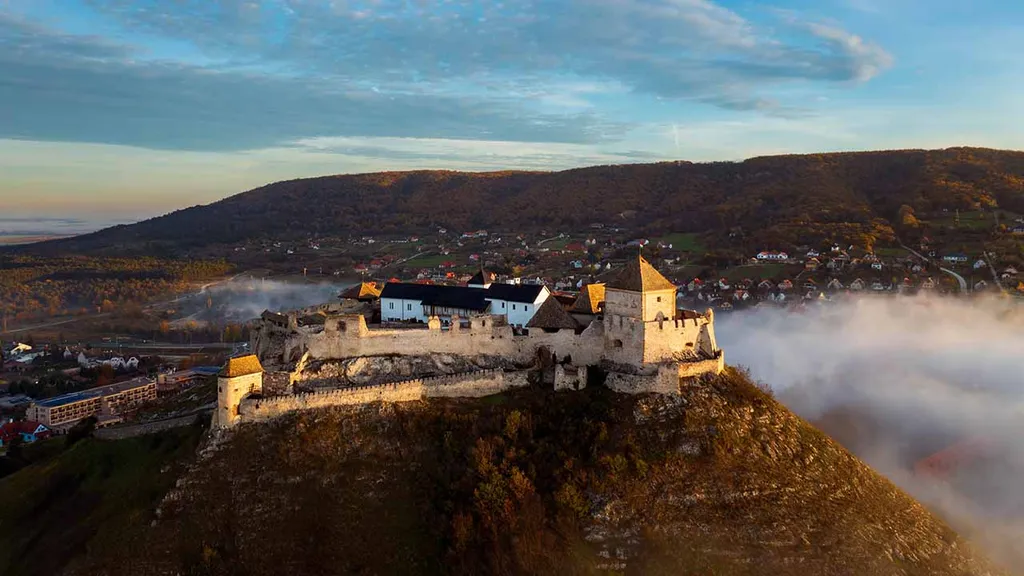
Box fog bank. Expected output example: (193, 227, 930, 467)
(716, 295, 1024, 568)
(200, 279, 348, 322)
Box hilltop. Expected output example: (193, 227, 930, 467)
(35, 369, 1004, 576)
(13, 147, 1024, 258)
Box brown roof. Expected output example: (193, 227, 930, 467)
(572, 283, 606, 314)
(607, 255, 676, 292)
(341, 282, 381, 300)
(526, 297, 579, 330)
(220, 355, 264, 378)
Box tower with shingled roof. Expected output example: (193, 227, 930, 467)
(602, 255, 685, 365)
(215, 354, 264, 428)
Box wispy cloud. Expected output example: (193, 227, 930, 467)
(1, 1, 892, 151)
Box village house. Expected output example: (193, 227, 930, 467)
(943, 253, 969, 264)
(849, 278, 866, 291)
(756, 251, 789, 261)
(0, 420, 51, 447)
(380, 268, 550, 328)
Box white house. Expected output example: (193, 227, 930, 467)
(486, 284, 551, 327)
(756, 251, 789, 261)
(380, 280, 549, 327)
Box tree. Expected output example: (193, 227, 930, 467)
(65, 416, 97, 447)
(899, 205, 920, 228)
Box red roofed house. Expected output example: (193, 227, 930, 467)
(0, 420, 51, 447)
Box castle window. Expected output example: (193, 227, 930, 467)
(407, 304, 412, 311)
(656, 296, 662, 302)
(513, 304, 517, 310)
(613, 339, 623, 348)
(501, 302, 506, 309)
(389, 302, 394, 309)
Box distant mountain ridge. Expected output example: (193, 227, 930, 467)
(16, 147, 1024, 256)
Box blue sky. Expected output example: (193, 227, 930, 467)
(2, 0, 1023, 226)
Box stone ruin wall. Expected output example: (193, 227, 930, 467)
(642, 315, 715, 364)
(236, 369, 531, 424)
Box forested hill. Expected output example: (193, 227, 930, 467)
(19, 147, 1024, 256)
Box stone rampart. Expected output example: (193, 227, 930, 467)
(605, 354, 724, 394)
(237, 369, 526, 424)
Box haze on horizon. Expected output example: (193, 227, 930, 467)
(2, 0, 1024, 227)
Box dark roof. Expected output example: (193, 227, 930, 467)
(468, 268, 495, 286)
(485, 283, 545, 303)
(381, 283, 489, 312)
(380, 282, 439, 301)
(607, 255, 676, 292)
(526, 297, 579, 330)
(421, 286, 489, 311)
(261, 310, 288, 324)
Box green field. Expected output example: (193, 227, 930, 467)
(403, 252, 453, 268)
(657, 233, 704, 252)
(0, 425, 204, 576)
(722, 263, 791, 281)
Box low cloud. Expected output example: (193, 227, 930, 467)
(201, 279, 347, 323)
(717, 296, 1024, 569)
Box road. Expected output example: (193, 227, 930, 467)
(983, 251, 1008, 294)
(899, 242, 968, 293)
(2, 313, 112, 334)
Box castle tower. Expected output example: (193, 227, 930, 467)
(603, 255, 677, 322)
(602, 255, 680, 366)
(214, 354, 264, 429)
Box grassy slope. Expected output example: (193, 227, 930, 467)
(0, 425, 204, 576)
(77, 369, 1003, 576)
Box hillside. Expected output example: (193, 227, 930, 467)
(16, 147, 1024, 257)
(53, 369, 1004, 576)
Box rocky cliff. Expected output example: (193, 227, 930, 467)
(67, 367, 1005, 576)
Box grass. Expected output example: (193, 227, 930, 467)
(657, 232, 704, 252)
(405, 253, 455, 268)
(0, 424, 204, 576)
(723, 263, 791, 281)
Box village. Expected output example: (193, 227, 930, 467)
(3, 206, 1024, 453)
(225, 215, 1024, 315)
(0, 340, 224, 453)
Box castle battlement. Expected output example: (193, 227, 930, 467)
(222, 256, 724, 429)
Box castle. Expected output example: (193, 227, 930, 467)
(215, 256, 724, 429)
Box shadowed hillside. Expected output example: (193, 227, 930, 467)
(16, 147, 1024, 257)
(68, 369, 1005, 576)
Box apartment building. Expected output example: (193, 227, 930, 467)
(27, 377, 157, 430)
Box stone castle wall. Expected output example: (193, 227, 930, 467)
(642, 315, 708, 363)
(236, 369, 529, 424)
(604, 355, 725, 394)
